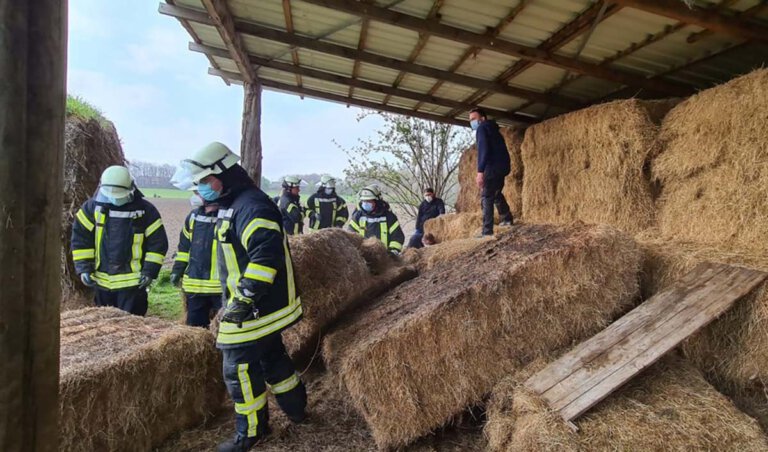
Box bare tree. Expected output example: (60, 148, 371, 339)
(341, 112, 470, 219)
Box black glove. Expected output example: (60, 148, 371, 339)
(138, 273, 154, 289)
(221, 289, 259, 327)
(169, 272, 182, 288)
(80, 272, 97, 288)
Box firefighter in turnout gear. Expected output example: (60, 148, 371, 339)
(71, 165, 169, 315)
(170, 191, 222, 328)
(346, 185, 405, 255)
(276, 176, 304, 235)
(175, 142, 307, 452)
(305, 175, 348, 230)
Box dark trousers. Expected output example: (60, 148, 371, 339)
(94, 287, 148, 316)
(222, 334, 307, 439)
(482, 175, 513, 235)
(185, 293, 223, 328)
(408, 231, 424, 249)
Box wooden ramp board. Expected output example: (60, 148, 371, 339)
(525, 262, 767, 424)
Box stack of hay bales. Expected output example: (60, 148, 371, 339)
(62, 115, 125, 308)
(283, 229, 416, 358)
(60, 307, 223, 451)
(423, 212, 483, 241)
(455, 127, 525, 217)
(521, 99, 678, 234)
(403, 236, 493, 272)
(323, 223, 641, 449)
(485, 355, 768, 451)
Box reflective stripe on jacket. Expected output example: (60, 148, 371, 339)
(306, 190, 348, 230)
(172, 208, 222, 294)
(346, 202, 404, 252)
(276, 192, 303, 235)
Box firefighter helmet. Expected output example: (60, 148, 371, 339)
(99, 166, 134, 199)
(174, 142, 240, 189)
(282, 175, 302, 189)
(358, 184, 382, 201)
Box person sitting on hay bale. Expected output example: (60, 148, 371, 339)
(176, 142, 308, 452)
(71, 165, 168, 316)
(275, 175, 304, 235)
(167, 187, 222, 329)
(346, 184, 405, 256)
(305, 175, 349, 230)
(407, 187, 446, 249)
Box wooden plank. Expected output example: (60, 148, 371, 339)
(687, 1, 768, 43)
(201, 0, 256, 83)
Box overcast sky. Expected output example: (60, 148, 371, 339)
(67, 0, 385, 181)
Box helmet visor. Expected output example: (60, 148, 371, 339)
(171, 165, 198, 190)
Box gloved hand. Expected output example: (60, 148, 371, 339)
(80, 272, 97, 288)
(169, 272, 182, 288)
(221, 289, 259, 327)
(138, 273, 154, 289)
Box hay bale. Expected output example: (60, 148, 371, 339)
(359, 237, 393, 275)
(652, 69, 768, 254)
(485, 356, 768, 451)
(323, 223, 641, 449)
(403, 237, 492, 272)
(60, 307, 223, 452)
(424, 212, 482, 241)
(521, 99, 678, 234)
(62, 116, 125, 308)
(636, 232, 768, 430)
(455, 127, 524, 217)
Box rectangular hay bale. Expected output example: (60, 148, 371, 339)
(323, 223, 641, 449)
(60, 307, 223, 451)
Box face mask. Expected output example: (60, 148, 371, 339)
(197, 182, 221, 201)
(425, 195, 434, 203)
(324, 188, 334, 195)
(108, 196, 131, 207)
(470, 119, 480, 131)
(189, 193, 204, 208)
(361, 201, 375, 212)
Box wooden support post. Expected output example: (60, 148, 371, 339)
(0, 1, 66, 450)
(241, 82, 263, 186)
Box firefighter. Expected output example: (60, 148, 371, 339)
(71, 165, 168, 316)
(346, 185, 404, 255)
(175, 142, 307, 452)
(305, 175, 349, 230)
(169, 190, 222, 328)
(276, 176, 304, 235)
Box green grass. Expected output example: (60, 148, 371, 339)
(141, 187, 191, 199)
(66, 95, 108, 124)
(147, 270, 185, 321)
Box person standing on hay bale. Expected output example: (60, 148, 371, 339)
(71, 165, 168, 315)
(346, 184, 405, 256)
(168, 189, 222, 328)
(175, 142, 307, 452)
(407, 187, 445, 248)
(469, 107, 513, 237)
(275, 175, 305, 235)
(305, 175, 349, 230)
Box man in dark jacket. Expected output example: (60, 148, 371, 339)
(407, 187, 445, 248)
(71, 165, 168, 316)
(305, 175, 349, 230)
(176, 142, 307, 452)
(470, 107, 513, 236)
(346, 185, 405, 255)
(276, 176, 304, 235)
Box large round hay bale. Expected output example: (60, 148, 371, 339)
(521, 99, 678, 234)
(653, 69, 768, 255)
(62, 115, 125, 308)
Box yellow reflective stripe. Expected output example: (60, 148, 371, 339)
(390, 241, 403, 251)
(236, 364, 260, 437)
(348, 220, 363, 234)
(175, 251, 190, 263)
(388, 221, 400, 234)
(268, 373, 300, 395)
(145, 218, 163, 237)
(241, 218, 281, 248)
(76, 209, 95, 231)
(130, 234, 144, 273)
(287, 203, 297, 212)
(380, 222, 388, 247)
(293, 223, 299, 235)
(221, 243, 240, 299)
(144, 252, 164, 265)
(244, 263, 277, 284)
(92, 272, 141, 290)
(217, 303, 303, 345)
(210, 238, 219, 280)
(94, 209, 106, 269)
(182, 277, 223, 294)
(219, 273, 300, 336)
(234, 392, 267, 414)
(283, 235, 297, 303)
(72, 248, 95, 261)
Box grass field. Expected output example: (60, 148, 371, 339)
(147, 269, 184, 321)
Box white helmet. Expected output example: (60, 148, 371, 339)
(99, 166, 134, 199)
(173, 142, 240, 189)
(358, 184, 382, 201)
(318, 175, 336, 188)
(282, 175, 302, 189)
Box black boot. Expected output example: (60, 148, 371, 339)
(217, 434, 263, 452)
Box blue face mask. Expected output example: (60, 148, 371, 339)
(107, 196, 131, 207)
(361, 201, 375, 212)
(324, 188, 334, 195)
(197, 182, 221, 201)
(470, 119, 480, 131)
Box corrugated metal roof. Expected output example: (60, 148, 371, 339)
(163, 0, 768, 126)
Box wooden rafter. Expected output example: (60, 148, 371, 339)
(282, 0, 303, 89)
(349, 14, 371, 99)
(687, 1, 768, 44)
(300, 0, 690, 95)
(612, 0, 768, 43)
(201, 0, 256, 84)
(158, 3, 582, 108)
(192, 42, 535, 123)
(209, 68, 472, 127)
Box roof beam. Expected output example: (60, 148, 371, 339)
(282, 0, 303, 89)
(300, 0, 691, 95)
(157, 3, 582, 108)
(612, 0, 768, 43)
(209, 68, 472, 127)
(191, 42, 535, 123)
(687, 1, 768, 44)
(201, 0, 256, 84)
(349, 13, 371, 99)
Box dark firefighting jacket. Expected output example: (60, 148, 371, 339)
(215, 185, 302, 349)
(276, 192, 304, 235)
(305, 189, 348, 230)
(71, 192, 168, 290)
(172, 207, 222, 295)
(346, 201, 404, 253)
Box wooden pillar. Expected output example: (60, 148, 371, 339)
(0, 1, 66, 450)
(240, 81, 263, 187)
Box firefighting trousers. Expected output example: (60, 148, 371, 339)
(222, 333, 307, 439)
(185, 293, 223, 328)
(94, 287, 148, 316)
